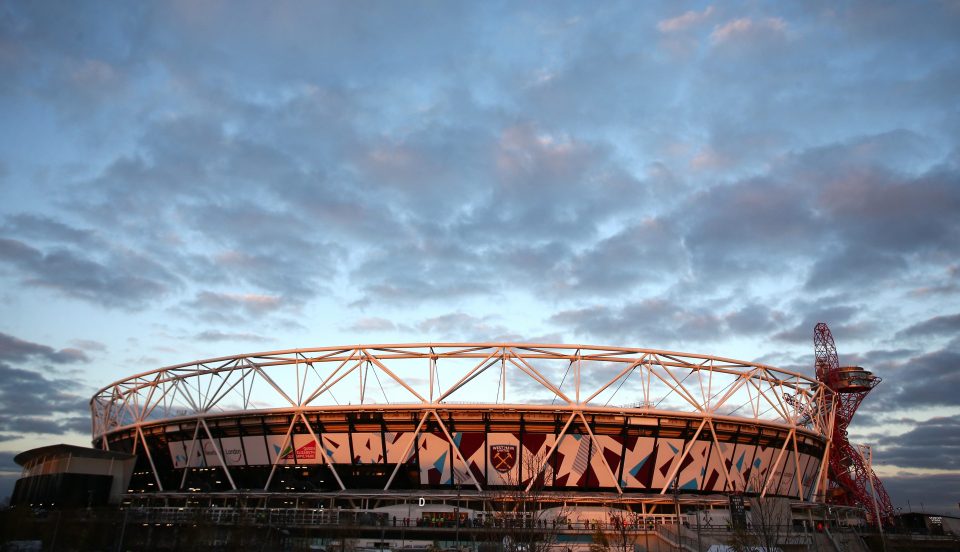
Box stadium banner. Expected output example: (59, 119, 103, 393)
(242, 435, 269, 465)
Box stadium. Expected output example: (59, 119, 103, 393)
(89, 343, 831, 516)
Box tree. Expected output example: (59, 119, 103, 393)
(606, 508, 644, 552)
(590, 523, 611, 552)
(727, 474, 791, 552)
(485, 450, 569, 552)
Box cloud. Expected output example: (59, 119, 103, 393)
(875, 416, 960, 471)
(0, 332, 89, 364)
(0, 360, 90, 436)
(657, 6, 715, 33)
(345, 317, 398, 333)
(415, 313, 514, 342)
(0, 237, 179, 310)
(896, 313, 960, 339)
(70, 339, 107, 352)
(875, 345, 960, 409)
(881, 472, 960, 515)
(194, 330, 272, 343)
(0, 332, 91, 437)
(710, 17, 787, 45)
(1, 214, 97, 245)
(548, 298, 784, 347)
(771, 304, 860, 344)
(556, 219, 687, 293)
(184, 291, 285, 320)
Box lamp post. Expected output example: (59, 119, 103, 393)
(672, 475, 681, 552)
(696, 507, 701, 552)
(455, 482, 462, 551)
(856, 444, 886, 552)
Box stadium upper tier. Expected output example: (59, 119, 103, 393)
(90, 343, 830, 501)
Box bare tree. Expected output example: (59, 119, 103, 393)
(727, 474, 791, 552)
(605, 507, 644, 552)
(485, 450, 569, 552)
(590, 523, 611, 552)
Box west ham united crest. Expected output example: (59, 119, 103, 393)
(491, 444, 516, 473)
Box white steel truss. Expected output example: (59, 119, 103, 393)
(90, 343, 831, 498)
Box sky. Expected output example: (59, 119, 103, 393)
(1, 1, 958, 513)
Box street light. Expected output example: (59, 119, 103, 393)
(672, 474, 681, 552)
(856, 444, 886, 552)
(455, 482, 462, 551)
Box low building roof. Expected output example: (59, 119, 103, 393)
(14, 443, 135, 466)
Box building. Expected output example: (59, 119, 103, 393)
(85, 343, 830, 520)
(11, 444, 134, 507)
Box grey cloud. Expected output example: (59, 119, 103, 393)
(0, 451, 14, 466)
(549, 298, 782, 347)
(0, 332, 89, 364)
(881, 472, 960, 515)
(804, 245, 909, 293)
(344, 318, 397, 333)
(681, 176, 817, 277)
(815, 166, 960, 258)
(70, 339, 107, 352)
(2, 214, 96, 245)
(771, 304, 860, 344)
(725, 303, 787, 335)
(0, 237, 178, 310)
(0, 362, 89, 421)
(349, 237, 497, 307)
(57, 416, 93, 435)
(194, 330, 272, 343)
(2, 417, 68, 435)
(415, 313, 512, 342)
(875, 416, 960, 471)
(876, 345, 960, 409)
(896, 313, 960, 339)
(0, 334, 93, 431)
(18, 9, 954, 313)
(184, 291, 285, 320)
(559, 219, 687, 293)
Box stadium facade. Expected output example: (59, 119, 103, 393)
(88, 343, 832, 510)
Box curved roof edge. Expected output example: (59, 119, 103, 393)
(14, 443, 134, 466)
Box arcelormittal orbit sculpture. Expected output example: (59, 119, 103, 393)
(814, 322, 894, 522)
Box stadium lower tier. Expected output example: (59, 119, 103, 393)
(99, 407, 825, 499)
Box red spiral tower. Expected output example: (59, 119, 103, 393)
(814, 322, 894, 522)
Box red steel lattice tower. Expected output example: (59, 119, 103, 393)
(814, 322, 895, 522)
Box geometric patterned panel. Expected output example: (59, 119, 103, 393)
(651, 438, 685, 490)
(591, 435, 623, 488)
(746, 445, 776, 492)
(351, 432, 384, 464)
(620, 435, 657, 489)
(320, 433, 351, 464)
(552, 433, 592, 487)
(452, 431, 486, 487)
(676, 439, 711, 491)
(384, 431, 416, 464)
(417, 431, 452, 485)
(774, 449, 797, 497)
(705, 440, 736, 492)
